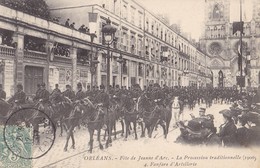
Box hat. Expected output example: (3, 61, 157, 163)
(199, 107, 206, 113)
(17, 83, 23, 89)
(66, 84, 70, 88)
(115, 84, 120, 88)
(100, 84, 105, 89)
(206, 114, 214, 120)
(77, 82, 82, 88)
(219, 109, 233, 118)
(41, 83, 46, 87)
(153, 83, 160, 88)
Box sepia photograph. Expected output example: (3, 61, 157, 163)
(0, 0, 259, 167)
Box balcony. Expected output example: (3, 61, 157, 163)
(101, 63, 107, 72)
(24, 50, 47, 60)
(0, 45, 15, 57)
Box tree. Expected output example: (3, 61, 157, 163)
(4, 0, 50, 19)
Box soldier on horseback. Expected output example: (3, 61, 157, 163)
(8, 84, 26, 109)
(95, 84, 109, 113)
(75, 82, 86, 102)
(62, 84, 75, 101)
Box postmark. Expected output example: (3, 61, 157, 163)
(3, 107, 56, 160)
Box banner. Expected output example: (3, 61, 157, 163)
(89, 13, 98, 23)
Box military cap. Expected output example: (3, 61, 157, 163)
(100, 84, 105, 89)
(77, 82, 82, 87)
(199, 107, 206, 112)
(17, 83, 23, 89)
(41, 83, 46, 87)
(115, 84, 119, 88)
(153, 83, 160, 87)
(66, 84, 70, 88)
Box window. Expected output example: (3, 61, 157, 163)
(123, 4, 128, 20)
(131, 7, 135, 25)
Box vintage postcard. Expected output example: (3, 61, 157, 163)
(0, 0, 259, 167)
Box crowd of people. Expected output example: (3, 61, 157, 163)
(65, 19, 90, 34)
(24, 38, 46, 52)
(0, 82, 259, 148)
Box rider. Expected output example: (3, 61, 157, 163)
(38, 83, 50, 105)
(62, 84, 75, 101)
(0, 84, 6, 100)
(8, 84, 26, 108)
(94, 84, 109, 114)
(152, 83, 165, 108)
(33, 83, 41, 102)
(75, 82, 85, 102)
(50, 84, 61, 96)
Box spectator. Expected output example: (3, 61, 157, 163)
(79, 24, 85, 32)
(65, 19, 70, 27)
(70, 22, 75, 29)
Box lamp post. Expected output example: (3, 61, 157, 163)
(101, 18, 117, 92)
(117, 52, 124, 88)
(246, 52, 251, 87)
(89, 33, 98, 90)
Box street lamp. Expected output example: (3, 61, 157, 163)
(117, 52, 124, 88)
(89, 33, 99, 90)
(101, 18, 117, 92)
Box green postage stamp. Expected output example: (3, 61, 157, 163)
(0, 125, 32, 168)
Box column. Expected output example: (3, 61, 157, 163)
(71, 47, 77, 91)
(13, 31, 24, 89)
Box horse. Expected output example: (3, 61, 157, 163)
(79, 98, 105, 153)
(138, 94, 172, 139)
(103, 96, 122, 141)
(0, 99, 12, 124)
(62, 100, 80, 152)
(120, 94, 140, 141)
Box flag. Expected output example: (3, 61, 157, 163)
(89, 13, 98, 23)
(233, 21, 244, 34)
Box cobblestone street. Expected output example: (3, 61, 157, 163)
(32, 103, 255, 168)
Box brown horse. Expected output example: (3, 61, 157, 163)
(0, 99, 12, 124)
(79, 98, 105, 153)
(120, 95, 140, 141)
(138, 94, 172, 139)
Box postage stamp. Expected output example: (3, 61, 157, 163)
(0, 125, 32, 168)
(1, 107, 56, 165)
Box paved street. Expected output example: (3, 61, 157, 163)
(31, 103, 249, 168)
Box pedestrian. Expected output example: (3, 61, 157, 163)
(51, 84, 61, 96)
(0, 84, 6, 100)
(235, 115, 250, 147)
(171, 96, 180, 126)
(202, 120, 221, 146)
(218, 109, 237, 147)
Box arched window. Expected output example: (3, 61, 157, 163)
(213, 4, 220, 19)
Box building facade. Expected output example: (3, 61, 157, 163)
(0, 0, 211, 98)
(200, 0, 260, 88)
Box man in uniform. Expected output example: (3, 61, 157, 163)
(190, 107, 207, 119)
(8, 84, 26, 107)
(38, 83, 50, 105)
(33, 83, 41, 102)
(50, 84, 61, 96)
(0, 84, 6, 100)
(152, 83, 165, 108)
(62, 84, 75, 101)
(75, 82, 85, 102)
(94, 85, 109, 113)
